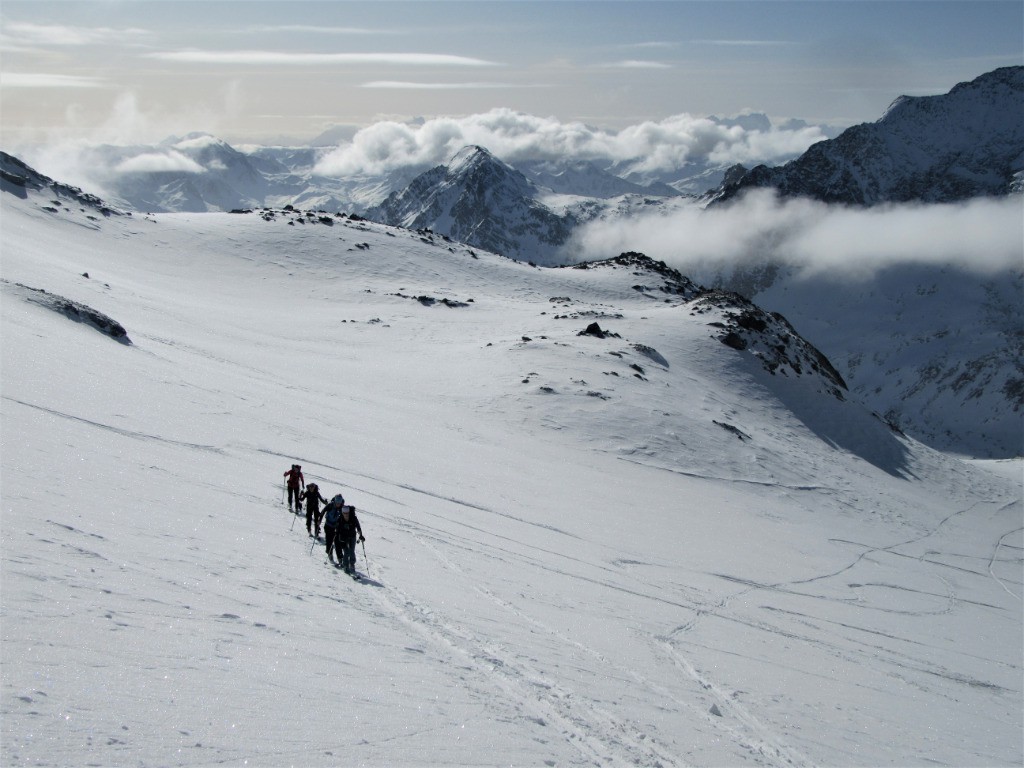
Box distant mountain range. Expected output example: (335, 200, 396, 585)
(21, 110, 831, 220)
(2, 67, 1021, 457)
(368, 68, 1023, 258)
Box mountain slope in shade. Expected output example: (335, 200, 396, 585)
(710, 66, 1024, 206)
(752, 262, 1024, 458)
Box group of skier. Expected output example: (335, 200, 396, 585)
(283, 464, 365, 576)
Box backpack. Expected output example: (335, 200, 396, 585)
(324, 496, 345, 526)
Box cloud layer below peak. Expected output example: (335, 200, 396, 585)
(313, 108, 829, 177)
(564, 190, 1024, 281)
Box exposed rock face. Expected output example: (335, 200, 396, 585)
(691, 290, 849, 401)
(1, 151, 125, 217)
(2, 281, 131, 344)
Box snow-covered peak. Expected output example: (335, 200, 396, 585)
(366, 144, 571, 261)
(447, 144, 496, 173)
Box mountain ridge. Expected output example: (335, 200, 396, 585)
(709, 66, 1024, 206)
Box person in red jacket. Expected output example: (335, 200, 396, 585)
(283, 464, 304, 513)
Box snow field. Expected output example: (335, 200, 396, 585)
(2, 200, 1021, 766)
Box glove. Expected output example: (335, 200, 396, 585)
(360, 536, 366, 542)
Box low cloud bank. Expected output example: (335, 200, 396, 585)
(563, 190, 1024, 281)
(313, 108, 828, 177)
(115, 151, 204, 174)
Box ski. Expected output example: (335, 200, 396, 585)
(326, 561, 362, 580)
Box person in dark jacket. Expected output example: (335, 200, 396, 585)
(322, 494, 346, 563)
(283, 464, 305, 513)
(335, 506, 365, 575)
(300, 482, 329, 538)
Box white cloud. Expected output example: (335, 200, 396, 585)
(1, 73, 106, 89)
(3, 22, 149, 46)
(115, 151, 205, 174)
(314, 108, 829, 177)
(172, 135, 227, 151)
(6, 88, 245, 195)
(242, 25, 395, 35)
(145, 50, 500, 67)
(360, 81, 531, 90)
(562, 190, 1024, 280)
(691, 39, 798, 47)
(603, 60, 672, 69)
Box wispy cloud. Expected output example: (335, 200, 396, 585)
(691, 39, 799, 47)
(628, 41, 678, 50)
(145, 50, 500, 66)
(603, 60, 672, 70)
(241, 25, 403, 35)
(360, 81, 537, 90)
(3, 21, 149, 46)
(0, 72, 107, 89)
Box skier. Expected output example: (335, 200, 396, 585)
(322, 494, 346, 564)
(335, 505, 365, 576)
(283, 464, 305, 513)
(300, 482, 329, 537)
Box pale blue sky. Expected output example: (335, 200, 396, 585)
(1, 0, 1021, 145)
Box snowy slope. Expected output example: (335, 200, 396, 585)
(1, 178, 1022, 767)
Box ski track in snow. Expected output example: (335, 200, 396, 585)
(306, 474, 810, 768)
(254, 438, 1023, 766)
(357, 524, 717, 768)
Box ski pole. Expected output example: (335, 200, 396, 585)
(361, 539, 369, 576)
(290, 509, 297, 531)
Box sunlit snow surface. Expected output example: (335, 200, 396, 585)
(2, 197, 1021, 767)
